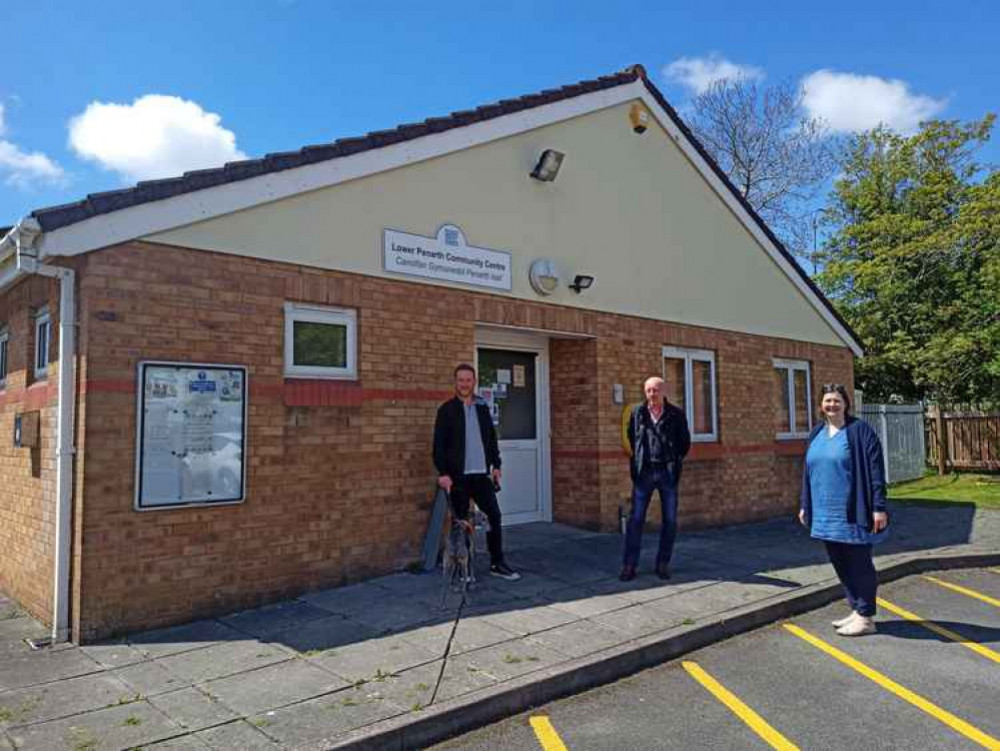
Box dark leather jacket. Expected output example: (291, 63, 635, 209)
(627, 402, 691, 482)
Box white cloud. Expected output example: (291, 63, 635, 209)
(0, 103, 68, 189)
(801, 70, 946, 134)
(663, 54, 765, 95)
(68, 94, 246, 183)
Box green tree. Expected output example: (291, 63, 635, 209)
(817, 116, 1000, 405)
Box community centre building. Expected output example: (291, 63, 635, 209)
(0, 65, 862, 643)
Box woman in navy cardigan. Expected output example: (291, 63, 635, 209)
(799, 384, 889, 636)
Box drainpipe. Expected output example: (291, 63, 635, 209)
(3, 219, 77, 643)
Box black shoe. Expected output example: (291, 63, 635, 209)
(490, 562, 521, 581)
(656, 564, 672, 580)
(619, 565, 637, 582)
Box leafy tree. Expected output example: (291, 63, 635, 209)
(817, 116, 1000, 405)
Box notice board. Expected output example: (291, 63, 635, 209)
(135, 362, 248, 510)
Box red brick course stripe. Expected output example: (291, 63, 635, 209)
(552, 441, 807, 462)
(0, 382, 55, 409)
(79, 378, 450, 405)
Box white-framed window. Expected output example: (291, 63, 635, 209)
(773, 358, 812, 439)
(0, 327, 8, 387)
(34, 308, 51, 380)
(662, 346, 718, 442)
(284, 302, 357, 379)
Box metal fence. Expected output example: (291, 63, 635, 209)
(860, 404, 926, 484)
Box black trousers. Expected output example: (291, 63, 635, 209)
(825, 541, 877, 617)
(450, 473, 504, 565)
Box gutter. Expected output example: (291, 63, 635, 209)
(1, 217, 77, 644)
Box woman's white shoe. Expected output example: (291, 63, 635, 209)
(836, 616, 876, 636)
(831, 612, 858, 629)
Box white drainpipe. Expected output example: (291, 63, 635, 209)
(3, 219, 77, 643)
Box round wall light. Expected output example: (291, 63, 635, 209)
(529, 258, 561, 296)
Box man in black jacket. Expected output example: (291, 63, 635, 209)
(433, 363, 519, 581)
(620, 376, 691, 582)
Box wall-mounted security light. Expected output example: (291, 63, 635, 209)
(529, 258, 561, 296)
(530, 149, 565, 182)
(629, 103, 650, 134)
(568, 274, 594, 294)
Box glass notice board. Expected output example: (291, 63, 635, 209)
(135, 362, 248, 510)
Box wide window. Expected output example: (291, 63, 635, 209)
(662, 346, 717, 441)
(34, 309, 50, 380)
(0, 327, 8, 387)
(284, 303, 357, 379)
(773, 358, 812, 438)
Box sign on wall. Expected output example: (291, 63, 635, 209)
(383, 224, 512, 291)
(135, 362, 248, 511)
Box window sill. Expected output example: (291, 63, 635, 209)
(776, 432, 812, 441)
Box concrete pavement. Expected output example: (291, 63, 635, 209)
(1, 502, 997, 751)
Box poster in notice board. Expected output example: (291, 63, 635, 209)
(135, 362, 248, 510)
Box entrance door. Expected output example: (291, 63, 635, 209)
(476, 343, 549, 525)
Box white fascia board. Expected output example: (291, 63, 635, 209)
(35, 83, 645, 259)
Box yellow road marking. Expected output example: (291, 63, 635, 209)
(923, 576, 1000, 608)
(784, 623, 1000, 750)
(682, 661, 800, 751)
(989, 568, 1000, 575)
(877, 597, 1000, 664)
(530, 716, 569, 751)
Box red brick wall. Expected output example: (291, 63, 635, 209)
(72, 241, 852, 641)
(0, 274, 64, 624)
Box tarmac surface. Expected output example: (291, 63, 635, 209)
(0, 502, 997, 751)
(431, 568, 1000, 750)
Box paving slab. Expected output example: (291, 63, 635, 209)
(148, 686, 240, 732)
(526, 619, 634, 660)
(203, 657, 350, 716)
(128, 618, 249, 659)
(250, 686, 406, 747)
(0, 671, 135, 728)
(309, 632, 440, 683)
(267, 614, 380, 655)
(79, 640, 147, 669)
(363, 658, 498, 708)
(157, 639, 292, 684)
(195, 719, 282, 750)
(220, 599, 334, 639)
(396, 614, 520, 656)
(0, 646, 102, 692)
(5, 700, 180, 751)
(477, 600, 580, 636)
(113, 659, 190, 697)
(449, 638, 570, 682)
(148, 735, 212, 750)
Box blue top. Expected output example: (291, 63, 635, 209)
(463, 401, 487, 475)
(806, 426, 887, 545)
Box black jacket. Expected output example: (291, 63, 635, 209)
(433, 397, 502, 478)
(627, 402, 691, 482)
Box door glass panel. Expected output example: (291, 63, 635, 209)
(692, 359, 713, 435)
(477, 348, 537, 440)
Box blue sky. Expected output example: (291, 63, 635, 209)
(2, 0, 997, 226)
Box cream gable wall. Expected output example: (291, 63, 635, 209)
(147, 101, 845, 348)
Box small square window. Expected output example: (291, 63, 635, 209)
(0, 327, 8, 387)
(773, 358, 812, 438)
(34, 309, 51, 380)
(284, 303, 357, 379)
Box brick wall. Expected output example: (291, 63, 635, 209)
(71, 241, 851, 641)
(0, 273, 64, 624)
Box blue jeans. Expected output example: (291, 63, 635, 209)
(623, 467, 679, 568)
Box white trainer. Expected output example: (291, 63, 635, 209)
(831, 612, 858, 629)
(836, 616, 876, 637)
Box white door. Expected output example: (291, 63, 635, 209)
(475, 337, 550, 525)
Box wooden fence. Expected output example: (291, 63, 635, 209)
(925, 409, 1000, 471)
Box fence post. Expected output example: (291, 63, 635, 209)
(879, 406, 891, 484)
(932, 405, 948, 475)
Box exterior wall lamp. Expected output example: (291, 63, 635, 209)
(530, 149, 565, 182)
(569, 274, 594, 293)
(529, 258, 561, 296)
